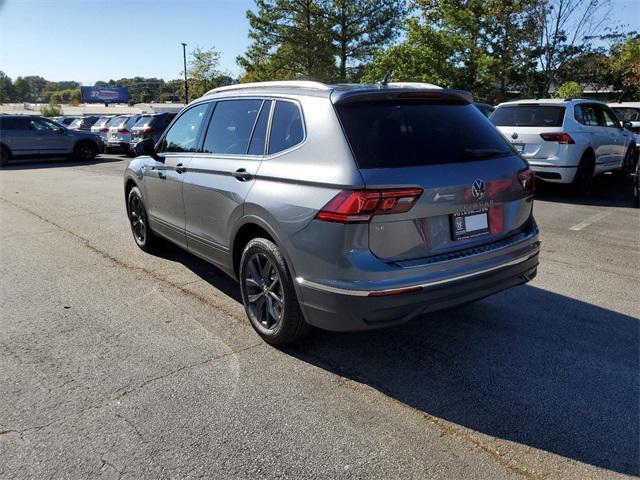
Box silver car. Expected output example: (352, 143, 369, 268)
(1, 115, 104, 166)
(124, 81, 540, 345)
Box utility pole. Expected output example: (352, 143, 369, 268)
(181, 42, 189, 104)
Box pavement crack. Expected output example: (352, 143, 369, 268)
(113, 343, 261, 401)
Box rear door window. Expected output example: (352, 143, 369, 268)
(202, 99, 262, 155)
(490, 105, 565, 127)
(337, 101, 513, 169)
(268, 101, 304, 155)
(0, 117, 30, 130)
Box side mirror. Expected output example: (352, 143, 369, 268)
(622, 120, 632, 130)
(135, 137, 160, 159)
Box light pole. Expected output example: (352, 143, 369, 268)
(181, 42, 189, 104)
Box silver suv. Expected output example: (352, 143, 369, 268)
(124, 81, 540, 345)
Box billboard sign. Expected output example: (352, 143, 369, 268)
(81, 86, 129, 104)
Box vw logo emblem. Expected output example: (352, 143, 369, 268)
(511, 132, 518, 139)
(471, 179, 486, 199)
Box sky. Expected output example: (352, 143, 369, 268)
(0, 0, 638, 85)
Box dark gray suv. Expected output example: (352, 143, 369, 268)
(124, 81, 540, 345)
(1, 115, 104, 166)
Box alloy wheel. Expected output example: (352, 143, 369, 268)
(244, 253, 284, 330)
(128, 194, 147, 244)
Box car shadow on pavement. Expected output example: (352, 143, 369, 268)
(147, 243, 639, 475)
(2, 155, 126, 170)
(535, 173, 636, 208)
(284, 285, 640, 476)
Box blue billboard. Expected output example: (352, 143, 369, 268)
(81, 86, 129, 104)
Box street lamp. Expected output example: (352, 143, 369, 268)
(181, 42, 189, 104)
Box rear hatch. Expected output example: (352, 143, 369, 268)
(333, 96, 534, 262)
(131, 115, 153, 142)
(490, 104, 566, 159)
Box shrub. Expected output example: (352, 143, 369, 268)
(40, 99, 61, 117)
(553, 81, 583, 99)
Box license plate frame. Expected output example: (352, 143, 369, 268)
(451, 209, 490, 241)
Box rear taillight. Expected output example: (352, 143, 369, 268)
(117, 128, 129, 133)
(517, 169, 535, 192)
(316, 188, 423, 223)
(100, 127, 109, 132)
(540, 132, 574, 144)
(629, 127, 640, 134)
(142, 127, 155, 135)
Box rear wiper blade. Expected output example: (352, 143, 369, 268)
(460, 149, 510, 160)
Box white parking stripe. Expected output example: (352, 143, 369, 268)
(569, 212, 611, 231)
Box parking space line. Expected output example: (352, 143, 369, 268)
(569, 211, 611, 231)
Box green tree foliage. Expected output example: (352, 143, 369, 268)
(552, 81, 583, 98)
(0, 71, 15, 103)
(40, 98, 61, 117)
(608, 36, 640, 100)
(238, 0, 405, 82)
(323, 0, 406, 81)
(238, 0, 337, 82)
(184, 47, 233, 99)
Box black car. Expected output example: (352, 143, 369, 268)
(130, 112, 177, 154)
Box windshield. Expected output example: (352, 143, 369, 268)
(336, 101, 514, 169)
(490, 105, 565, 127)
(611, 107, 640, 122)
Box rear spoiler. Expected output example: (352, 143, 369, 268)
(331, 88, 473, 105)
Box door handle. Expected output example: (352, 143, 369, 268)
(175, 163, 186, 174)
(232, 168, 252, 181)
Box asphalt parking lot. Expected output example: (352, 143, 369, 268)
(1, 154, 638, 479)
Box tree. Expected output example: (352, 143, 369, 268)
(40, 98, 61, 117)
(534, 0, 620, 96)
(0, 71, 15, 103)
(13, 77, 32, 102)
(238, 0, 337, 82)
(608, 36, 640, 100)
(552, 80, 582, 98)
(184, 46, 233, 98)
(323, 0, 405, 81)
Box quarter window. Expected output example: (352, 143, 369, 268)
(268, 101, 304, 155)
(202, 99, 262, 155)
(159, 103, 209, 153)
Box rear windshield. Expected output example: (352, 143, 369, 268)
(69, 118, 83, 128)
(490, 105, 565, 127)
(611, 107, 640, 122)
(107, 116, 124, 127)
(134, 116, 152, 127)
(336, 101, 513, 169)
(124, 116, 139, 129)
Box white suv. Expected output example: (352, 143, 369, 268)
(491, 99, 636, 192)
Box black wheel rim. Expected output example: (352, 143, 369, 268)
(79, 143, 93, 159)
(129, 194, 146, 244)
(244, 253, 284, 330)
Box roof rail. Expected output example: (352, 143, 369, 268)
(387, 82, 443, 90)
(205, 80, 331, 96)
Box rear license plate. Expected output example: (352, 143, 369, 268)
(451, 209, 489, 241)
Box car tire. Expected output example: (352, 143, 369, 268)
(74, 141, 97, 161)
(571, 152, 595, 195)
(239, 238, 310, 346)
(0, 145, 9, 167)
(622, 146, 638, 177)
(127, 186, 159, 252)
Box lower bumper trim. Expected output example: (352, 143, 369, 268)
(296, 251, 538, 297)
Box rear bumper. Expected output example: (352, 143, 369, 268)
(296, 232, 540, 332)
(529, 161, 578, 183)
(107, 141, 130, 151)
